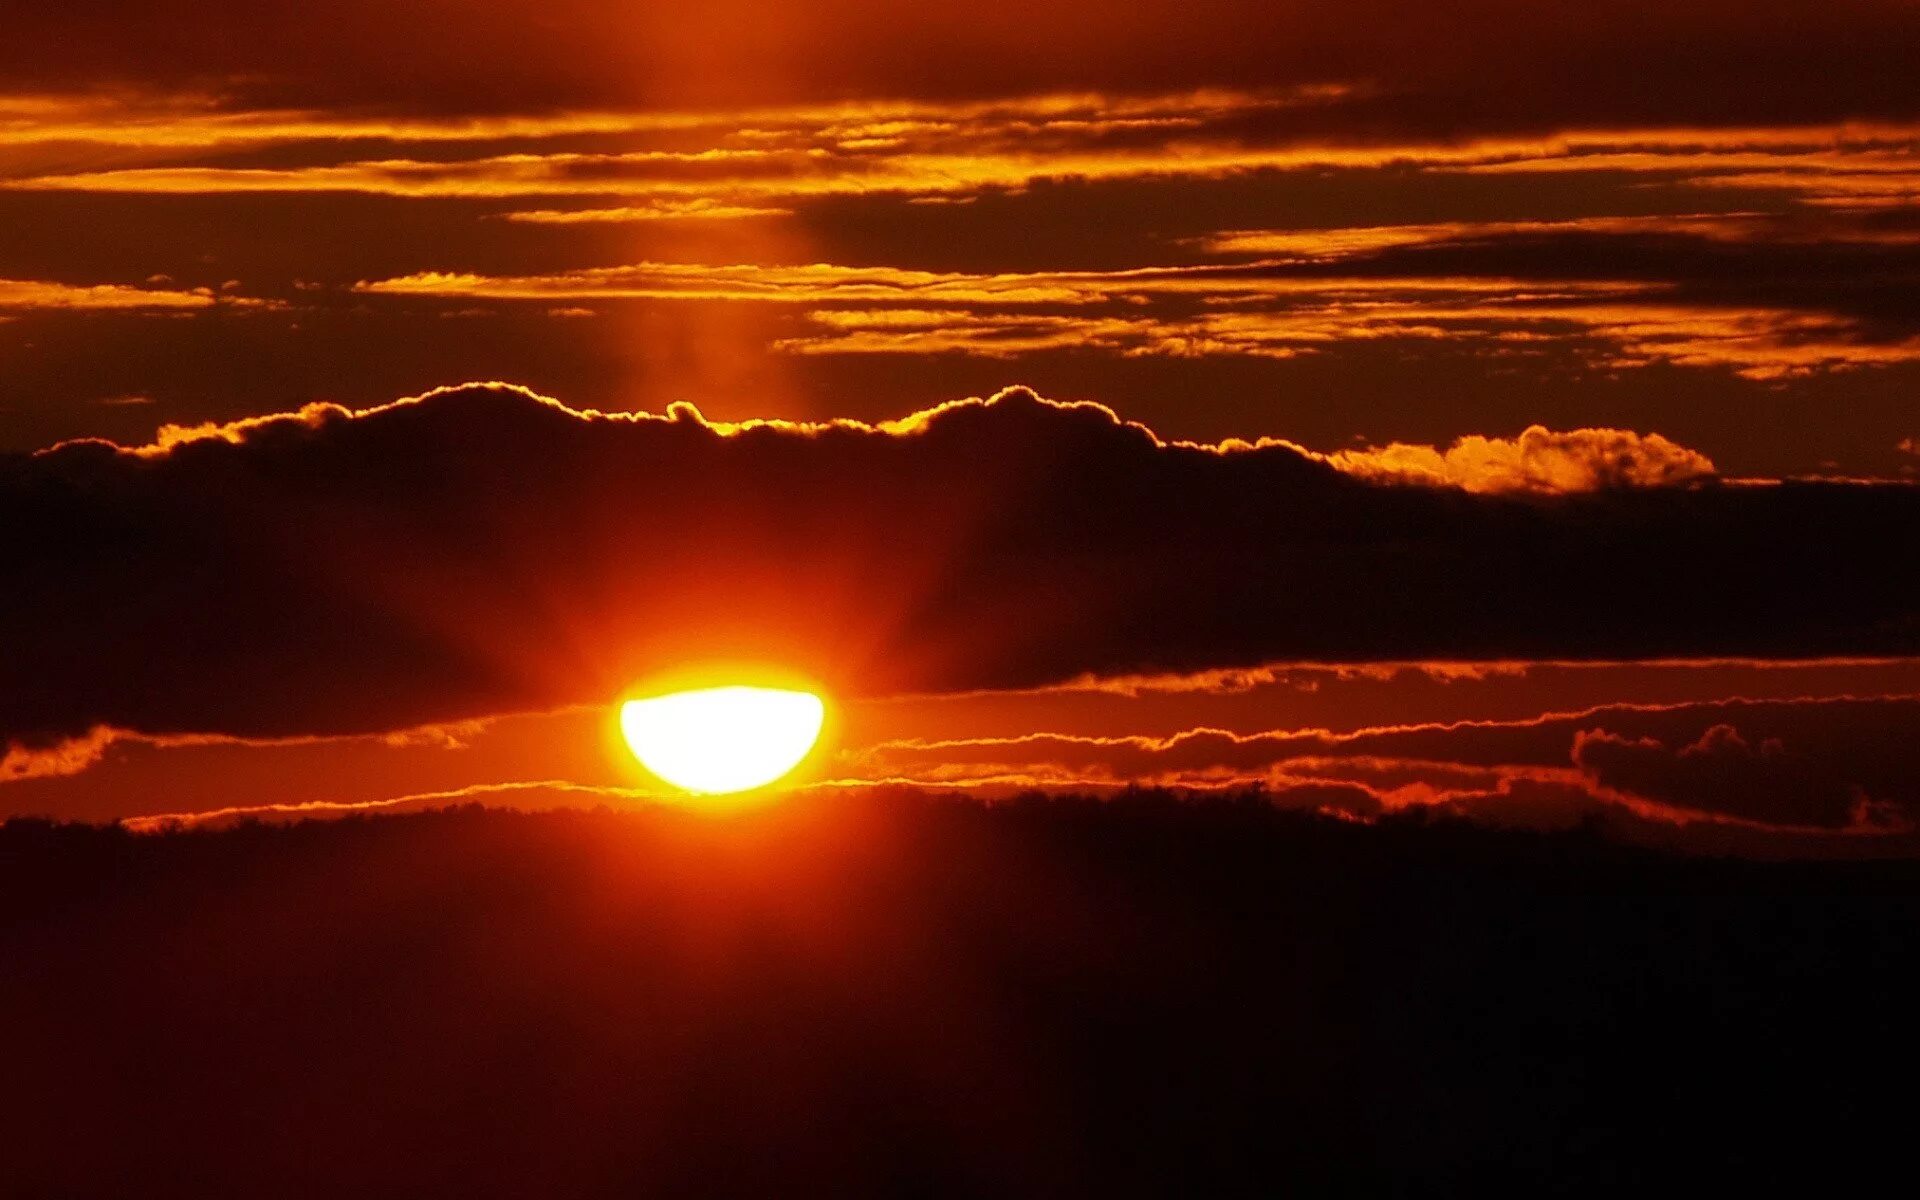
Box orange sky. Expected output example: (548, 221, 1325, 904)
(3, 1, 1920, 850)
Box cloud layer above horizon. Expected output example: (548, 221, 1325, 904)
(7, 2, 1920, 848)
(5, 0, 1920, 479)
(4, 383, 1917, 755)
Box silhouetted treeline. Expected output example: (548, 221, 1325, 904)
(3, 790, 1918, 1198)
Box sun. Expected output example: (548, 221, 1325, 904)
(619, 685, 827, 795)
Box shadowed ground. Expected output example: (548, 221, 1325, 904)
(4, 791, 1916, 1197)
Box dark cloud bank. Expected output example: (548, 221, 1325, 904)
(4, 383, 1919, 747)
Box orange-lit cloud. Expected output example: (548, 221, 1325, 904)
(350, 250, 1920, 380)
(0, 87, 1323, 151)
(7, 93, 1915, 212)
(0, 277, 263, 312)
(0, 88, 1361, 201)
(8, 83, 1919, 398)
(980, 655, 1920, 699)
(1322, 426, 1715, 493)
(1200, 213, 1920, 257)
(0, 727, 121, 782)
(117, 779, 665, 833)
(773, 299, 1920, 380)
(104, 692, 1914, 848)
(847, 695, 1920, 831)
(356, 262, 1120, 306)
(0, 716, 501, 784)
(502, 200, 791, 223)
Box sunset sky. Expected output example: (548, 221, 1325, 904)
(5, 0, 1920, 851)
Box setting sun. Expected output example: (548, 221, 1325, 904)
(619, 685, 827, 795)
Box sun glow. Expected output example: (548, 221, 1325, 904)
(619, 685, 827, 795)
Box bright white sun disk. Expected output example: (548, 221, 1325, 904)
(619, 685, 826, 795)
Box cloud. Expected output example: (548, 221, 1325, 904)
(1201, 214, 1920, 258)
(358, 250, 1920, 380)
(0, 87, 1310, 153)
(0, 91, 773, 149)
(502, 201, 790, 223)
(2, 2, 1915, 128)
(12, 84, 1918, 386)
(0, 277, 260, 312)
(100, 692, 1916, 846)
(357, 262, 1125, 306)
(0, 716, 498, 786)
(0, 727, 119, 782)
(7, 84, 1917, 220)
(769, 302, 1920, 381)
(0, 89, 1361, 202)
(1572, 701, 1920, 828)
(3, 383, 1918, 749)
(850, 695, 1920, 832)
(116, 778, 665, 833)
(957, 655, 1920, 698)
(1323, 426, 1715, 493)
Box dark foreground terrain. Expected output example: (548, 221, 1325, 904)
(4, 791, 1918, 1197)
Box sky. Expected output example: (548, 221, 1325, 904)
(4, 1, 1919, 850)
